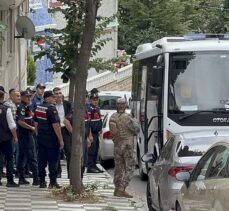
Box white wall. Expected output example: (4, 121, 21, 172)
(0, 0, 29, 93)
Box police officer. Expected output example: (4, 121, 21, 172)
(0, 86, 19, 187)
(16, 90, 39, 185)
(31, 83, 46, 112)
(34, 91, 64, 188)
(87, 93, 103, 173)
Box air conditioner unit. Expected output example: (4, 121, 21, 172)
(0, 0, 25, 10)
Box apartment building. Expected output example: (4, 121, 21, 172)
(0, 0, 30, 92)
(30, 0, 118, 86)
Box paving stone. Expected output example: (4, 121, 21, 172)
(0, 162, 140, 211)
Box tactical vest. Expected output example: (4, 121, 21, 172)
(35, 103, 56, 137)
(88, 106, 102, 133)
(0, 103, 12, 142)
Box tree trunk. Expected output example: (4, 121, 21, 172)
(69, 0, 100, 194)
(68, 74, 75, 102)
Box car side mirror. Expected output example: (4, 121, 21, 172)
(141, 153, 156, 163)
(176, 171, 190, 182)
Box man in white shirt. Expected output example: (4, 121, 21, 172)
(4, 88, 21, 173)
(0, 86, 19, 187)
(53, 87, 72, 178)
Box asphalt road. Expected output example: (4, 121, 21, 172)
(104, 161, 148, 211)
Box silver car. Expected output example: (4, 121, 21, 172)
(143, 134, 226, 211)
(176, 139, 229, 211)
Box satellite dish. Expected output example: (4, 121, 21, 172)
(15, 16, 35, 39)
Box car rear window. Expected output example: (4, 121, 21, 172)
(177, 137, 219, 157)
(99, 96, 121, 110)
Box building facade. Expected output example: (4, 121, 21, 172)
(30, 0, 118, 87)
(0, 0, 29, 92)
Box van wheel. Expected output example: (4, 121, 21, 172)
(146, 181, 156, 211)
(138, 152, 147, 181)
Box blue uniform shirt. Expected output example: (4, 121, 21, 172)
(88, 105, 102, 134)
(31, 94, 44, 112)
(34, 102, 60, 148)
(16, 102, 34, 147)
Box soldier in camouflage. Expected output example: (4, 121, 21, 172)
(109, 98, 140, 198)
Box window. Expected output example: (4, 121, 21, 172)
(99, 96, 120, 110)
(132, 60, 142, 101)
(7, 10, 13, 54)
(159, 137, 175, 161)
(176, 137, 218, 157)
(191, 146, 222, 181)
(168, 52, 229, 113)
(207, 147, 229, 178)
(102, 114, 108, 128)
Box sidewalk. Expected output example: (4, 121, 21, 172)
(0, 162, 147, 211)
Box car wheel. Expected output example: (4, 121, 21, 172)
(138, 150, 148, 181)
(176, 203, 182, 211)
(146, 181, 156, 211)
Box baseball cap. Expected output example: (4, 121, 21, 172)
(90, 88, 99, 95)
(26, 87, 36, 93)
(21, 90, 33, 96)
(44, 91, 55, 98)
(36, 83, 46, 89)
(90, 93, 99, 100)
(0, 86, 7, 93)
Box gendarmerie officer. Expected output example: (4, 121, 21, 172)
(16, 90, 39, 186)
(0, 86, 19, 187)
(34, 91, 64, 188)
(87, 93, 103, 173)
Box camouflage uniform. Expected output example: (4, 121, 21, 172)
(109, 112, 136, 191)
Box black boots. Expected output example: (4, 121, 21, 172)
(32, 177, 39, 186)
(19, 177, 30, 185)
(49, 180, 61, 189)
(6, 181, 19, 187)
(39, 180, 47, 188)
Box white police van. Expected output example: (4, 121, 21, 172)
(131, 34, 229, 180)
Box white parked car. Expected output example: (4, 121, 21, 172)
(99, 108, 132, 163)
(98, 91, 131, 118)
(99, 111, 115, 163)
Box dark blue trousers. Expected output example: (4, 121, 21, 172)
(17, 135, 38, 177)
(0, 140, 14, 182)
(17, 145, 38, 176)
(87, 133, 99, 168)
(38, 144, 60, 182)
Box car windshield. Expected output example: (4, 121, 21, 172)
(168, 52, 229, 113)
(177, 136, 224, 157)
(99, 96, 120, 110)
